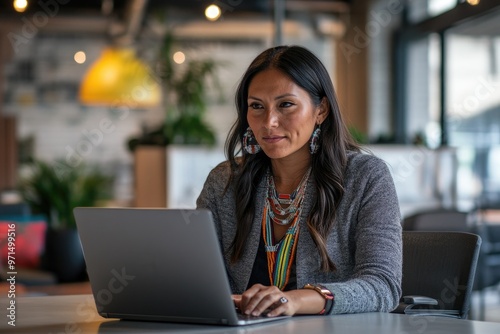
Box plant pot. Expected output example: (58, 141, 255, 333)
(44, 228, 86, 283)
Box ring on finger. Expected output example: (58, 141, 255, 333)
(279, 297, 288, 304)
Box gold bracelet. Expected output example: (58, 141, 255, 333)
(303, 283, 334, 315)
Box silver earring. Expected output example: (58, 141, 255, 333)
(309, 126, 321, 154)
(243, 127, 261, 154)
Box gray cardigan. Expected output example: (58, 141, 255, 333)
(196, 151, 402, 314)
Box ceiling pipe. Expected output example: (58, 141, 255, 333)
(274, 0, 285, 45)
(286, 1, 350, 13)
(113, 0, 150, 46)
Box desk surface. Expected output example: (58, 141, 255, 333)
(2, 294, 500, 334)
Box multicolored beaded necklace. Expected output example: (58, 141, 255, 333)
(262, 168, 311, 290)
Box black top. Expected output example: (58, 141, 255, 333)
(247, 237, 297, 291)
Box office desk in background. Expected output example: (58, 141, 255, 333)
(2, 294, 500, 334)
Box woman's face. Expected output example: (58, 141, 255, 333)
(246, 68, 326, 161)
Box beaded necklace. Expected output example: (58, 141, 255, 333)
(262, 168, 311, 290)
(267, 168, 310, 226)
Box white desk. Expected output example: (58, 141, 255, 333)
(2, 294, 500, 334)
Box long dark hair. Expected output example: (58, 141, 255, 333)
(225, 45, 360, 271)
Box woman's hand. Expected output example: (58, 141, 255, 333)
(232, 284, 298, 317)
(232, 284, 330, 317)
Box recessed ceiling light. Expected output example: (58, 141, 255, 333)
(13, 0, 28, 13)
(74, 51, 87, 64)
(173, 51, 186, 65)
(205, 4, 221, 22)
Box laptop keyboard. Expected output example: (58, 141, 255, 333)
(236, 308, 272, 320)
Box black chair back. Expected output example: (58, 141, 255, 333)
(402, 209, 471, 232)
(400, 231, 481, 319)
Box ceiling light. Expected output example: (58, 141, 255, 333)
(79, 47, 161, 108)
(173, 51, 186, 64)
(74, 51, 86, 64)
(205, 4, 221, 21)
(13, 0, 28, 12)
(466, 0, 480, 5)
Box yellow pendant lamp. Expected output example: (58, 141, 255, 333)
(79, 47, 161, 108)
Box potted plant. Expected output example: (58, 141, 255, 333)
(126, 33, 224, 207)
(18, 159, 114, 282)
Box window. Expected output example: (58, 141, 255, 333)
(399, 3, 500, 209)
(446, 11, 500, 207)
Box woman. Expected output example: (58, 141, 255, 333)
(197, 45, 402, 317)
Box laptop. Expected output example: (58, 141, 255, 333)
(74, 207, 289, 326)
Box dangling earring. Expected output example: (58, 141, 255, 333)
(309, 126, 321, 154)
(243, 127, 261, 154)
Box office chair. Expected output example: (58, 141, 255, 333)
(402, 208, 472, 232)
(401, 207, 500, 319)
(392, 231, 481, 319)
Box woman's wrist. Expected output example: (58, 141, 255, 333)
(302, 284, 334, 315)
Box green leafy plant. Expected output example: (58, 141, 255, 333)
(127, 32, 222, 151)
(18, 159, 114, 229)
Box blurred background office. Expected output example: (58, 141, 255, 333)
(0, 0, 499, 320)
(0, 0, 499, 212)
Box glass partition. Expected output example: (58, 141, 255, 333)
(401, 4, 500, 210)
(446, 10, 500, 209)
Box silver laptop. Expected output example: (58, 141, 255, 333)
(74, 207, 289, 326)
